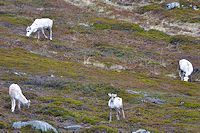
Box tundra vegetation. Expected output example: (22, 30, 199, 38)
(0, 0, 200, 132)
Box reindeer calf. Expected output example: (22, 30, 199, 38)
(108, 93, 125, 122)
(9, 84, 30, 112)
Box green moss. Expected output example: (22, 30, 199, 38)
(139, 77, 159, 86)
(0, 13, 31, 26)
(169, 109, 200, 123)
(91, 18, 144, 32)
(0, 121, 9, 129)
(136, 29, 171, 42)
(1, 73, 28, 82)
(183, 102, 200, 108)
(36, 105, 99, 125)
(37, 106, 75, 118)
(84, 125, 118, 133)
(0, 48, 79, 78)
(75, 113, 99, 125)
(0, 1, 12, 6)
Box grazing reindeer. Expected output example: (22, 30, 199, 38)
(179, 59, 193, 82)
(108, 93, 125, 122)
(26, 18, 53, 40)
(9, 84, 30, 112)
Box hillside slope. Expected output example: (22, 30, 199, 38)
(0, 0, 200, 132)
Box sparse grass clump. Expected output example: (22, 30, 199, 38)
(84, 125, 118, 133)
(136, 29, 171, 42)
(183, 101, 200, 108)
(36, 105, 75, 118)
(91, 18, 144, 32)
(36, 105, 99, 125)
(138, 4, 164, 14)
(93, 43, 135, 59)
(170, 35, 200, 45)
(1, 73, 28, 83)
(26, 77, 67, 89)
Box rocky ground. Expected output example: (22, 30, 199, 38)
(0, 0, 200, 132)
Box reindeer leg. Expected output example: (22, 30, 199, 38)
(11, 98, 16, 112)
(37, 31, 40, 40)
(18, 100, 21, 111)
(109, 108, 112, 123)
(116, 108, 120, 120)
(49, 27, 52, 40)
(121, 107, 125, 119)
(42, 28, 48, 39)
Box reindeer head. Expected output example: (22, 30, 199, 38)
(26, 26, 37, 37)
(183, 77, 189, 82)
(108, 93, 117, 102)
(26, 100, 31, 108)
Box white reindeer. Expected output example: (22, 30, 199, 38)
(9, 84, 30, 112)
(26, 18, 53, 40)
(179, 59, 193, 82)
(108, 93, 125, 122)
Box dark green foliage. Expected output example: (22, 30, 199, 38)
(37, 106, 75, 118)
(0, 121, 8, 129)
(26, 77, 67, 89)
(136, 29, 171, 42)
(170, 35, 200, 45)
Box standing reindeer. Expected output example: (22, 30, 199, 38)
(108, 93, 125, 122)
(26, 18, 53, 40)
(179, 59, 193, 82)
(9, 84, 30, 112)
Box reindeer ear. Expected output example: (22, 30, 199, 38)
(108, 93, 111, 97)
(113, 94, 117, 97)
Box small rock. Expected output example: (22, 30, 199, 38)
(126, 90, 141, 95)
(79, 23, 90, 27)
(12, 120, 58, 133)
(143, 97, 166, 105)
(110, 65, 126, 72)
(64, 125, 82, 131)
(132, 129, 151, 133)
(180, 101, 184, 105)
(14, 72, 26, 76)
